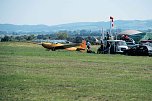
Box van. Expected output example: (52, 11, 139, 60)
(107, 40, 128, 53)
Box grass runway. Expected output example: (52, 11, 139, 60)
(0, 42, 152, 101)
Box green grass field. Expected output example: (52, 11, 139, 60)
(0, 42, 152, 101)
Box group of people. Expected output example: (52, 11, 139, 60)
(86, 32, 111, 53)
(87, 40, 111, 54)
(97, 40, 111, 54)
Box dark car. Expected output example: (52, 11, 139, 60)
(126, 42, 137, 48)
(124, 45, 152, 56)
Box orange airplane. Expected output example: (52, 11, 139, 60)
(42, 40, 86, 51)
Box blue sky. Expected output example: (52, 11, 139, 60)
(0, 0, 152, 25)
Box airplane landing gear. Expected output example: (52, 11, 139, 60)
(52, 47, 56, 51)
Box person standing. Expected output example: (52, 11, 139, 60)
(87, 41, 91, 50)
(106, 32, 110, 40)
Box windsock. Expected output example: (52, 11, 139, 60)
(110, 16, 114, 27)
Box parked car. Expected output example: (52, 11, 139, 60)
(97, 40, 128, 54)
(126, 42, 137, 48)
(107, 40, 128, 54)
(140, 40, 152, 47)
(124, 45, 152, 56)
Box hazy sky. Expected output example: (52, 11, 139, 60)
(0, 0, 152, 25)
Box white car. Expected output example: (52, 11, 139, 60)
(107, 40, 128, 53)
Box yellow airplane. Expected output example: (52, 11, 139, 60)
(42, 40, 86, 51)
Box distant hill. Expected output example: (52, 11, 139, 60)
(0, 20, 152, 32)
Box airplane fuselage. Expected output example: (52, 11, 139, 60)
(42, 40, 86, 51)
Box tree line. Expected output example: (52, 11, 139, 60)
(1, 30, 152, 44)
(0, 32, 101, 45)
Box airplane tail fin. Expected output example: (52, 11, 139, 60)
(76, 40, 86, 51)
(80, 40, 86, 49)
